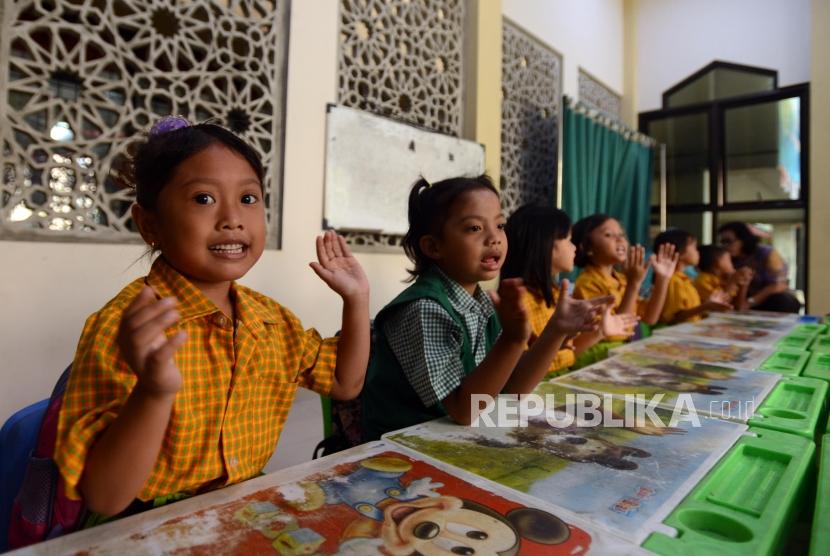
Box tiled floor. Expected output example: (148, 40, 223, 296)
(263, 386, 324, 473)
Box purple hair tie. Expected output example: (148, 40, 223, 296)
(149, 115, 191, 137)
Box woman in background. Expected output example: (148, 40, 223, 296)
(717, 221, 800, 313)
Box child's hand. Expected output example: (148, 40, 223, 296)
(622, 245, 648, 285)
(309, 230, 370, 300)
(117, 287, 188, 396)
(550, 280, 614, 336)
(600, 307, 639, 339)
(703, 290, 733, 312)
(489, 278, 531, 344)
(651, 243, 679, 280)
(735, 267, 754, 287)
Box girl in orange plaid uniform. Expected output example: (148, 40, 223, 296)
(54, 117, 371, 520)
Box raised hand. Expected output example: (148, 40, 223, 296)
(117, 287, 187, 396)
(735, 267, 754, 287)
(600, 306, 639, 339)
(622, 244, 648, 285)
(651, 242, 679, 280)
(309, 230, 370, 300)
(489, 278, 531, 344)
(550, 280, 614, 336)
(703, 289, 733, 312)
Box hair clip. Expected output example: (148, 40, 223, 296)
(149, 115, 191, 137)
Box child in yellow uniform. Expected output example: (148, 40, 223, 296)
(54, 117, 371, 525)
(695, 245, 753, 311)
(501, 205, 638, 377)
(655, 230, 732, 324)
(572, 214, 678, 331)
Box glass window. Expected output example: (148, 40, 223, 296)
(724, 97, 801, 203)
(647, 113, 709, 206)
(666, 67, 775, 108)
(667, 211, 713, 245)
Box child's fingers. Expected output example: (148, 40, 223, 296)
(123, 287, 159, 318)
(146, 331, 188, 369)
(122, 295, 177, 334)
(309, 261, 332, 283)
(128, 308, 181, 349)
(328, 229, 345, 259)
(588, 294, 615, 307)
(315, 234, 330, 266)
(336, 233, 352, 258)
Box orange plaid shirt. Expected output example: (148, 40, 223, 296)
(660, 270, 703, 324)
(522, 288, 575, 374)
(574, 265, 646, 340)
(56, 257, 337, 501)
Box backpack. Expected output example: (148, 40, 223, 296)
(7, 366, 87, 549)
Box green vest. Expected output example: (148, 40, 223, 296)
(361, 269, 502, 441)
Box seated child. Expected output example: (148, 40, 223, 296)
(654, 229, 732, 324)
(55, 117, 371, 521)
(572, 214, 678, 331)
(501, 204, 638, 377)
(361, 176, 611, 440)
(696, 244, 753, 311)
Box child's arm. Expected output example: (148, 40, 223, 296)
(309, 231, 370, 400)
(572, 307, 639, 354)
(441, 279, 530, 425)
(503, 281, 612, 393)
(670, 290, 733, 323)
(641, 243, 679, 325)
(79, 287, 187, 516)
(620, 245, 647, 315)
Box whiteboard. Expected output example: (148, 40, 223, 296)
(323, 105, 486, 235)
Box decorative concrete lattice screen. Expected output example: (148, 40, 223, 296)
(578, 68, 622, 120)
(500, 19, 562, 215)
(0, 0, 289, 247)
(336, 0, 465, 250)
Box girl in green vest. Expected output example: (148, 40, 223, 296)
(362, 175, 612, 440)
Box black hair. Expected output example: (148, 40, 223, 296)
(129, 123, 264, 211)
(402, 174, 498, 280)
(717, 221, 760, 255)
(654, 228, 695, 255)
(572, 213, 613, 268)
(501, 204, 572, 307)
(698, 244, 728, 273)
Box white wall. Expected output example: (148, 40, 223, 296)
(503, 0, 625, 99)
(634, 0, 811, 112)
(0, 0, 411, 424)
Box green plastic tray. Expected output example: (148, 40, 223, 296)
(810, 335, 830, 354)
(759, 349, 810, 376)
(804, 352, 830, 383)
(777, 333, 815, 352)
(793, 323, 828, 337)
(749, 376, 828, 440)
(809, 435, 830, 555)
(643, 428, 815, 555)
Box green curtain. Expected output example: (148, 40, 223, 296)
(562, 103, 653, 247)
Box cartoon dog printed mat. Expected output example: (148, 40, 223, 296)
(386, 398, 745, 545)
(610, 335, 775, 370)
(554, 352, 779, 422)
(652, 319, 790, 345)
(38, 442, 643, 555)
